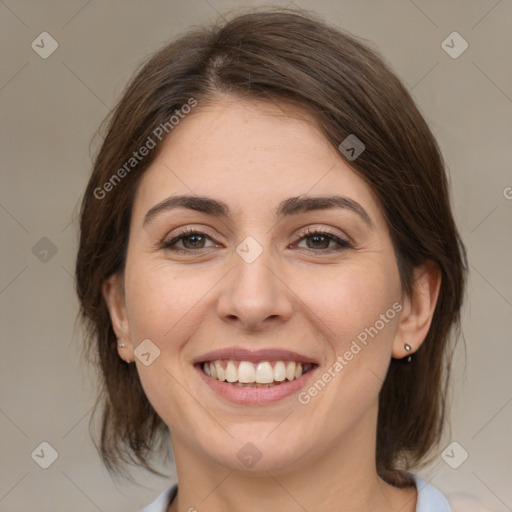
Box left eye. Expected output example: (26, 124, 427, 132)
(295, 231, 352, 251)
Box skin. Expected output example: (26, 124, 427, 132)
(103, 95, 441, 512)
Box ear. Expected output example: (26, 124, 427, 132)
(392, 261, 442, 359)
(102, 273, 133, 362)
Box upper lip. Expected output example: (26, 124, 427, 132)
(194, 347, 319, 365)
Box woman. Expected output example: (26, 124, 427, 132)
(76, 8, 466, 512)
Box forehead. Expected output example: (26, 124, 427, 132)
(132, 96, 383, 226)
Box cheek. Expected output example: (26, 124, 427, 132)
(296, 258, 400, 351)
(123, 262, 213, 430)
(124, 261, 214, 343)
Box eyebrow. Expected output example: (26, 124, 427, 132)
(143, 194, 373, 227)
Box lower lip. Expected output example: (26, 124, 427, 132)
(195, 364, 318, 405)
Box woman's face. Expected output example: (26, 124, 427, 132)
(108, 96, 408, 472)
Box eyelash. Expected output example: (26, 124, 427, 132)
(159, 227, 353, 254)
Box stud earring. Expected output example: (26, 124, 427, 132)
(118, 343, 132, 363)
(404, 343, 412, 363)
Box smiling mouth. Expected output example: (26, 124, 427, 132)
(200, 360, 316, 387)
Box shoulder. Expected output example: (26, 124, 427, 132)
(411, 474, 452, 512)
(138, 484, 178, 512)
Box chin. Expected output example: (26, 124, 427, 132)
(201, 428, 313, 474)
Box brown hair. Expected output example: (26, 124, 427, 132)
(75, 7, 467, 485)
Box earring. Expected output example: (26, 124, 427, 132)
(118, 343, 132, 363)
(404, 343, 412, 363)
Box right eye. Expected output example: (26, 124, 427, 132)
(160, 229, 219, 253)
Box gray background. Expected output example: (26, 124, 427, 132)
(1, 1, 511, 511)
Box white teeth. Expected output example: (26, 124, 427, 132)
(273, 361, 286, 381)
(238, 361, 256, 383)
(225, 360, 237, 382)
(214, 361, 225, 381)
(202, 359, 312, 384)
(286, 362, 296, 381)
(256, 362, 274, 383)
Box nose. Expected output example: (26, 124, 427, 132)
(217, 247, 294, 332)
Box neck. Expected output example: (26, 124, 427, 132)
(167, 404, 417, 512)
